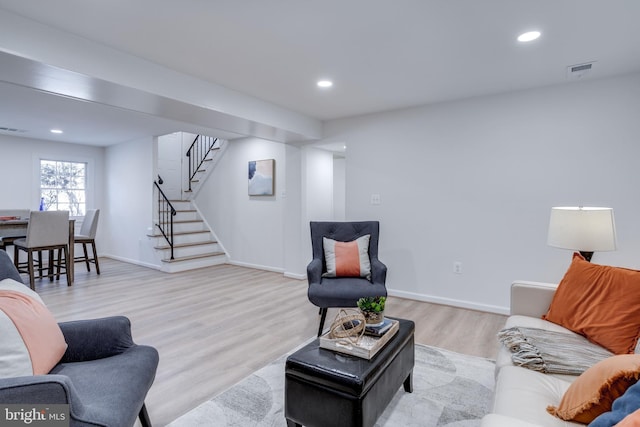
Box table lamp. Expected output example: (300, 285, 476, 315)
(547, 206, 617, 262)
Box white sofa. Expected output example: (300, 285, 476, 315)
(481, 280, 592, 427)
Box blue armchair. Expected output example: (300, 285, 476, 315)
(307, 221, 388, 336)
(0, 250, 159, 427)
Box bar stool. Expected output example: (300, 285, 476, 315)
(74, 209, 100, 274)
(13, 211, 70, 290)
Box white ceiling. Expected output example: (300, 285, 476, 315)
(1, 0, 639, 145)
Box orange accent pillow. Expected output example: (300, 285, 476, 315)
(547, 355, 640, 424)
(322, 235, 371, 280)
(543, 253, 640, 354)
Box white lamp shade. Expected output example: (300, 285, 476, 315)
(547, 207, 617, 252)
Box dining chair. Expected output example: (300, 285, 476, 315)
(13, 210, 70, 290)
(74, 209, 100, 274)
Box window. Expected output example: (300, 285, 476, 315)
(40, 160, 87, 216)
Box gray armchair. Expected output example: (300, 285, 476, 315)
(307, 221, 388, 336)
(0, 250, 159, 427)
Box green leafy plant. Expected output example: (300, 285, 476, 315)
(357, 296, 386, 313)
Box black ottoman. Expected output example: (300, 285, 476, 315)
(285, 318, 415, 427)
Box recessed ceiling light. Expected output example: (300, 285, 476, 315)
(317, 80, 333, 88)
(517, 31, 541, 42)
(50, 129, 63, 134)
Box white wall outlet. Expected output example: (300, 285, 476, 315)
(453, 262, 462, 274)
(371, 194, 381, 205)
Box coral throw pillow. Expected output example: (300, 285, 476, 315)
(543, 253, 640, 354)
(547, 355, 640, 424)
(616, 409, 640, 427)
(323, 235, 371, 280)
(0, 278, 67, 377)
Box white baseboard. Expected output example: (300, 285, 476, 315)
(228, 260, 284, 274)
(101, 254, 161, 271)
(284, 271, 306, 280)
(387, 288, 510, 315)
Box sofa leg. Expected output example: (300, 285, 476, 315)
(138, 403, 152, 427)
(317, 308, 328, 337)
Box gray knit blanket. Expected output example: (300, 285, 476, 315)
(498, 327, 613, 375)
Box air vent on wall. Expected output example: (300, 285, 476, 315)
(567, 61, 596, 79)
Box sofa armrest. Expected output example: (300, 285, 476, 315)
(59, 316, 135, 363)
(510, 281, 558, 317)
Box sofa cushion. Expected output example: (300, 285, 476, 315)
(323, 234, 371, 279)
(492, 365, 576, 427)
(547, 355, 640, 424)
(543, 253, 640, 354)
(0, 279, 67, 377)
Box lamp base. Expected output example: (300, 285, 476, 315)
(579, 251, 594, 262)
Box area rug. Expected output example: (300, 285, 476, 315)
(168, 344, 495, 427)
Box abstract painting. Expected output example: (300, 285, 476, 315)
(248, 159, 275, 196)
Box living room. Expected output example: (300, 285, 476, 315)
(1, 1, 640, 426)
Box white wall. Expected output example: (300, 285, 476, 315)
(0, 134, 105, 211)
(196, 137, 286, 272)
(103, 136, 159, 268)
(333, 157, 346, 220)
(322, 73, 640, 313)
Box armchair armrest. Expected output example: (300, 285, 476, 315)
(510, 281, 558, 317)
(370, 258, 387, 285)
(306, 258, 323, 284)
(59, 316, 135, 363)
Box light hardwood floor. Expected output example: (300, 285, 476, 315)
(34, 258, 507, 426)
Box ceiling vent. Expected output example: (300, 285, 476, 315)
(567, 61, 596, 79)
(0, 126, 27, 133)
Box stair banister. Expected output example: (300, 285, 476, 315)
(186, 135, 219, 192)
(154, 179, 176, 260)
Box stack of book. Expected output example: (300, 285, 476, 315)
(364, 318, 394, 337)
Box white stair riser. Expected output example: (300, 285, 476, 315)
(168, 201, 192, 211)
(158, 221, 207, 233)
(173, 211, 198, 221)
(159, 243, 221, 258)
(150, 232, 212, 246)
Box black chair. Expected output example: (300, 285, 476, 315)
(307, 221, 387, 336)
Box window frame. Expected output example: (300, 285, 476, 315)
(33, 153, 95, 218)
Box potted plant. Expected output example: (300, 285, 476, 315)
(357, 296, 386, 326)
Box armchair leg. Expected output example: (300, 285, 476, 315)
(317, 308, 328, 337)
(138, 403, 152, 427)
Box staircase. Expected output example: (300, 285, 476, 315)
(148, 200, 227, 272)
(150, 133, 229, 272)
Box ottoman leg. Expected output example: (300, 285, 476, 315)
(286, 419, 301, 427)
(404, 371, 413, 393)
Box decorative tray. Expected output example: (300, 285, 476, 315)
(319, 319, 399, 359)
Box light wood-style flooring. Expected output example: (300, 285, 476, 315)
(34, 258, 507, 426)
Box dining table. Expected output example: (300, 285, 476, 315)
(0, 217, 76, 284)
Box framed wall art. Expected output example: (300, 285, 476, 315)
(248, 159, 275, 196)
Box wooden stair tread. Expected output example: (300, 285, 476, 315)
(147, 230, 210, 238)
(161, 252, 225, 263)
(154, 240, 217, 250)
